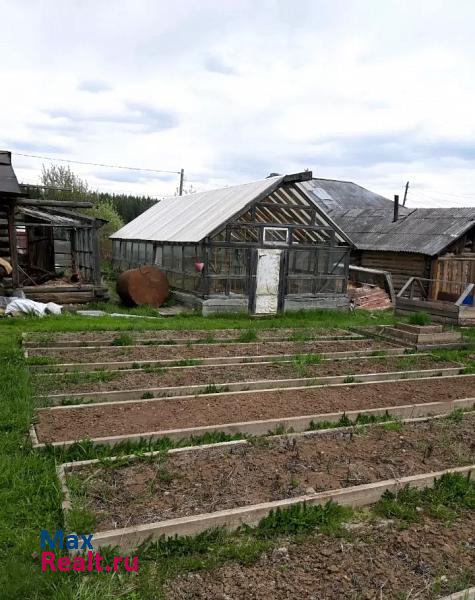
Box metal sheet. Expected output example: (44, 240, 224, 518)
(331, 207, 475, 255)
(18, 206, 81, 226)
(111, 176, 284, 242)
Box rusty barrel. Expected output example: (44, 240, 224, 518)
(116, 266, 169, 307)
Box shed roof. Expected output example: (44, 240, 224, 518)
(0, 150, 21, 196)
(331, 206, 475, 255)
(291, 177, 475, 256)
(17, 206, 83, 226)
(296, 177, 409, 214)
(111, 175, 285, 242)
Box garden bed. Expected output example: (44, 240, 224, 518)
(65, 414, 475, 531)
(33, 354, 459, 396)
(163, 512, 475, 600)
(35, 375, 475, 444)
(23, 327, 358, 348)
(27, 338, 402, 365)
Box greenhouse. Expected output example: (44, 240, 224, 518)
(111, 172, 353, 315)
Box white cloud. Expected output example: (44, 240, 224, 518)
(0, 0, 475, 205)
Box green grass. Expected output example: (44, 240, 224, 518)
(172, 358, 203, 367)
(429, 347, 475, 374)
(408, 311, 432, 326)
(374, 472, 475, 523)
(308, 411, 395, 431)
(236, 329, 258, 343)
(291, 353, 324, 377)
(25, 356, 58, 366)
(111, 332, 134, 346)
(33, 370, 119, 395)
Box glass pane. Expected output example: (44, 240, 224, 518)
(289, 250, 315, 275)
(229, 226, 259, 243)
(166, 271, 183, 288)
(292, 228, 329, 244)
(211, 228, 226, 241)
(145, 242, 154, 262)
(183, 274, 202, 292)
(209, 278, 227, 294)
(172, 246, 182, 270)
(183, 246, 197, 272)
(162, 245, 172, 268)
(230, 248, 249, 276)
(209, 247, 229, 275)
(287, 278, 314, 295)
(229, 278, 247, 295)
(155, 246, 163, 265)
(263, 227, 288, 245)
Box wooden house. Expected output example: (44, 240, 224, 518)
(313, 179, 475, 298)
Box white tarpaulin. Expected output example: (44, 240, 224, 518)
(4, 298, 62, 317)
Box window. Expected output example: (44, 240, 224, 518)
(263, 227, 288, 245)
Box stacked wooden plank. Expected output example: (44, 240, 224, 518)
(348, 282, 392, 310)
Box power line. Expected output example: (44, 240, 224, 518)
(12, 151, 181, 175)
(411, 188, 475, 200)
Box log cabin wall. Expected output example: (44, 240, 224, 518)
(359, 250, 430, 292)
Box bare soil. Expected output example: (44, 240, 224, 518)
(34, 355, 457, 395)
(164, 512, 475, 600)
(26, 327, 354, 345)
(28, 339, 400, 363)
(69, 414, 475, 530)
(35, 376, 475, 443)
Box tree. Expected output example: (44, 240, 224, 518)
(40, 164, 90, 201)
(40, 164, 124, 259)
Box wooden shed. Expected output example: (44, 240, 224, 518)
(0, 150, 108, 304)
(111, 172, 353, 315)
(313, 179, 475, 296)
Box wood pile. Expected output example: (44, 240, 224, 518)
(348, 282, 392, 310)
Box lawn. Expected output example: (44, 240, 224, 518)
(1, 306, 474, 599)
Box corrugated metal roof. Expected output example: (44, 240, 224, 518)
(111, 176, 284, 242)
(331, 207, 475, 255)
(297, 178, 408, 214)
(0, 150, 22, 196)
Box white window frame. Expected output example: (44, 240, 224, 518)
(263, 226, 289, 246)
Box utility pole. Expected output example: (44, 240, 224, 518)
(179, 169, 184, 196)
(402, 181, 409, 207)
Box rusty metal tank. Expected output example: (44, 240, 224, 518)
(116, 266, 169, 307)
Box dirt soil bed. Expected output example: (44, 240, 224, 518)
(34, 355, 457, 395)
(26, 327, 354, 345)
(28, 339, 400, 364)
(36, 376, 475, 443)
(164, 512, 475, 600)
(68, 414, 475, 530)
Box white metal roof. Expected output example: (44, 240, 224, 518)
(111, 175, 284, 242)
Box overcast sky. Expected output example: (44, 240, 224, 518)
(1, 0, 475, 207)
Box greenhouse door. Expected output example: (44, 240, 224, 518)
(254, 248, 282, 314)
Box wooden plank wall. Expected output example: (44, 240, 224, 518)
(0, 205, 10, 262)
(360, 251, 430, 292)
(435, 256, 475, 296)
(0, 204, 12, 290)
